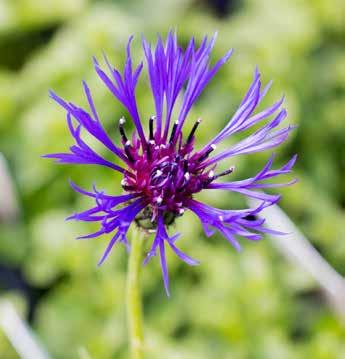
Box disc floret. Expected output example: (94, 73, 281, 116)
(118, 117, 231, 224)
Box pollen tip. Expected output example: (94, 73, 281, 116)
(211, 144, 217, 150)
(208, 170, 214, 178)
(125, 140, 131, 146)
(121, 178, 127, 186)
(156, 196, 163, 205)
(156, 170, 163, 176)
(197, 118, 202, 123)
(178, 208, 185, 215)
(119, 117, 126, 125)
(219, 215, 224, 221)
(184, 172, 190, 180)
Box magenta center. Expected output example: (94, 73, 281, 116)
(119, 117, 233, 219)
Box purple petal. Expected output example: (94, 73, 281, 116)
(98, 231, 121, 266)
(167, 240, 200, 266)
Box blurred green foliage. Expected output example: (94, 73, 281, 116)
(0, 0, 344, 358)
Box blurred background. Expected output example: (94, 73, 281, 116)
(0, 0, 344, 358)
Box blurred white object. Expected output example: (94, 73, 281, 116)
(0, 153, 49, 357)
(0, 300, 51, 359)
(248, 198, 345, 319)
(78, 347, 92, 359)
(0, 153, 19, 222)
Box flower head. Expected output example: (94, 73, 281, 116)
(45, 32, 296, 295)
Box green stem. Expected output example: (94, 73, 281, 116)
(126, 227, 145, 359)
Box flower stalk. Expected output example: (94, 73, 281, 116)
(126, 226, 145, 359)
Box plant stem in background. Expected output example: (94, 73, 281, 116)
(126, 227, 145, 359)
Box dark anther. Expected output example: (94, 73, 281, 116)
(243, 214, 257, 221)
(146, 141, 152, 160)
(122, 185, 135, 191)
(202, 170, 215, 186)
(214, 166, 235, 179)
(169, 121, 179, 143)
(119, 117, 128, 142)
(186, 118, 202, 144)
(124, 140, 134, 162)
(183, 159, 188, 172)
(121, 178, 135, 191)
(197, 144, 216, 163)
(149, 116, 155, 140)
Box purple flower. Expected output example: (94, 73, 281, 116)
(44, 33, 297, 295)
